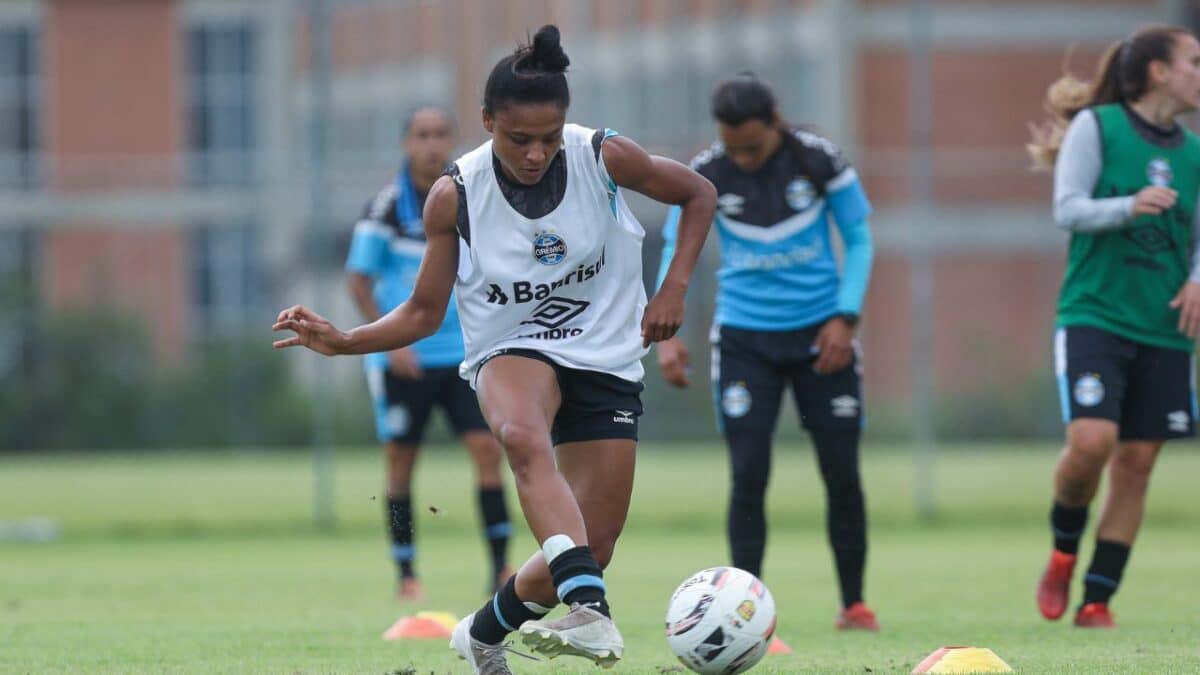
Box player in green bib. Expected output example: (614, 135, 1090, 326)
(1028, 24, 1200, 628)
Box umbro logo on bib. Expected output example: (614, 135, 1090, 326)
(517, 297, 591, 341)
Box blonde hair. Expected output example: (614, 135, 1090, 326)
(1028, 25, 1191, 171)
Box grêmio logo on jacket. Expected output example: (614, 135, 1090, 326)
(484, 247, 606, 306)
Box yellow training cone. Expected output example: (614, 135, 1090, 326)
(912, 646, 1013, 673)
(416, 611, 459, 633)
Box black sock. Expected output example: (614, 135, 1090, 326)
(1051, 502, 1089, 555)
(549, 546, 609, 617)
(470, 575, 552, 644)
(478, 487, 511, 579)
(810, 428, 868, 609)
(386, 495, 415, 578)
(1082, 539, 1131, 606)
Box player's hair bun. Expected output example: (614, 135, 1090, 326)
(484, 24, 571, 113)
(524, 25, 570, 73)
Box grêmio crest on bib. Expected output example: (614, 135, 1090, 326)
(532, 230, 567, 265)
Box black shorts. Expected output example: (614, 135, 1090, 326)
(478, 348, 643, 445)
(711, 322, 864, 435)
(1054, 325, 1196, 440)
(368, 366, 489, 444)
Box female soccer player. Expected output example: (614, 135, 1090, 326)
(656, 73, 879, 643)
(1029, 24, 1200, 628)
(274, 25, 716, 673)
(344, 104, 512, 605)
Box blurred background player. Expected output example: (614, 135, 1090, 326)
(1029, 24, 1200, 628)
(275, 24, 715, 673)
(656, 73, 879, 644)
(345, 104, 512, 602)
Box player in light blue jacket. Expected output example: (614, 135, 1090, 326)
(657, 73, 878, 640)
(346, 105, 512, 605)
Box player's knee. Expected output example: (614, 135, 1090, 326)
(497, 424, 553, 485)
(494, 421, 546, 455)
(1066, 424, 1117, 459)
(729, 454, 770, 494)
(730, 478, 767, 505)
(821, 463, 862, 495)
(827, 482, 864, 512)
(1111, 448, 1158, 483)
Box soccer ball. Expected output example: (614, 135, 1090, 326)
(665, 567, 777, 674)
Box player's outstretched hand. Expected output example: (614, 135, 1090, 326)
(272, 305, 349, 356)
(656, 337, 691, 388)
(812, 315, 855, 375)
(1169, 280, 1200, 339)
(642, 284, 685, 347)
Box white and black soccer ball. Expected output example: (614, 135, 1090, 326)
(665, 567, 777, 675)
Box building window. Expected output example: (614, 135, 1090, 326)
(0, 25, 39, 189)
(0, 228, 35, 375)
(184, 21, 258, 187)
(569, 22, 818, 161)
(189, 224, 259, 336)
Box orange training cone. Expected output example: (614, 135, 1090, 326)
(382, 611, 458, 641)
(766, 635, 793, 655)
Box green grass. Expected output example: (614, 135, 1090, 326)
(2, 443, 1199, 673)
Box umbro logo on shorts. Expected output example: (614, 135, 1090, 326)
(1167, 410, 1189, 433)
(613, 410, 635, 424)
(831, 395, 860, 418)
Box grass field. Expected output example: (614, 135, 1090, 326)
(2, 442, 1199, 674)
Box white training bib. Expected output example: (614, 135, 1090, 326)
(453, 124, 647, 384)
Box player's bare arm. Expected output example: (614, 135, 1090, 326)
(273, 176, 460, 355)
(602, 135, 716, 346)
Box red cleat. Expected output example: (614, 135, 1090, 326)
(1037, 550, 1076, 620)
(1074, 602, 1115, 628)
(835, 602, 880, 631)
(766, 635, 793, 654)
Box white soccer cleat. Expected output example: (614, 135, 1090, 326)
(518, 602, 624, 669)
(449, 614, 514, 675)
